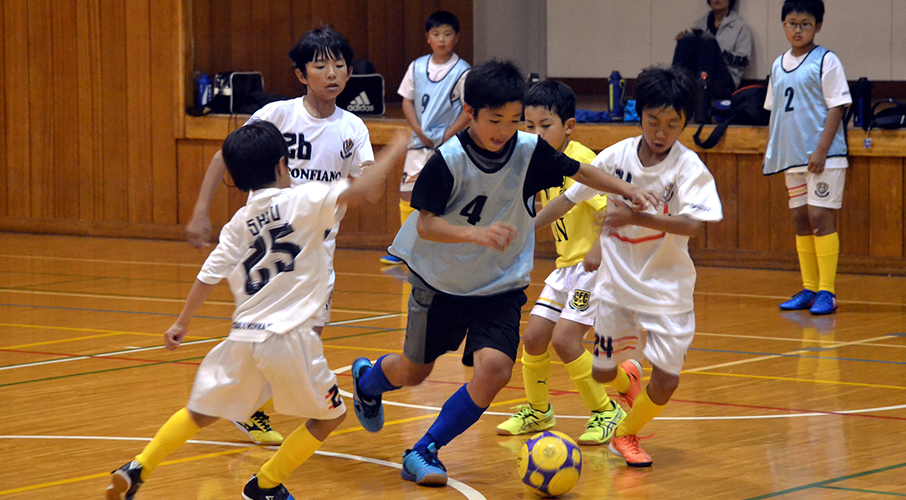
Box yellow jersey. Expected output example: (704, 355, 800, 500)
(538, 140, 607, 268)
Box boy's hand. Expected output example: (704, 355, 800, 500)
(164, 323, 188, 351)
(186, 215, 213, 248)
(807, 149, 827, 174)
(583, 237, 602, 272)
(603, 199, 634, 229)
(625, 186, 660, 211)
(474, 222, 518, 251)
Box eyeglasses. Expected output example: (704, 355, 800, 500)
(784, 21, 815, 31)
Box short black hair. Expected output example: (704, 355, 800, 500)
(426, 11, 460, 33)
(464, 60, 526, 113)
(221, 120, 288, 192)
(782, 0, 824, 23)
(707, 0, 737, 11)
(634, 66, 695, 125)
(288, 26, 355, 77)
(524, 80, 576, 122)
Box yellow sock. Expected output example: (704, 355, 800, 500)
(611, 364, 631, 395)
(814, 233, 839, 294)
(257, 425, 323, 489)
(399, 199, 415, 227)
(522, 350, 552, 412)
(135, 408, 201, 481)
(564, 350, 611, 412)
(796, 235, 819, 291)
(616, 389, 665, 437)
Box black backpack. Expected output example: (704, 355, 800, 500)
(868, 99, 906, 129)
(693, 83, 769, 149)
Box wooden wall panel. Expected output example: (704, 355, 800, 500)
(150, 0, 180, 225)
(736, 155, 771, 252)
(1, 0, 181, 233)
(52, 0, 80, 220)
(5, 0, 30, 218)
(705, 153, 738, 250)
(99, 0, 129, 223)
(28, 0, 54, 219)
(126, 0, 153, 224)
(840, 157, 871, 256)
(0, 0, 5, 218)
(191, 0, 473, 102)
(76, 0, 104, 222)
(869, 157, 904, 257)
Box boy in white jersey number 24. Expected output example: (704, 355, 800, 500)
(537, 66, 723, 467)
(496, 79, 643, 448)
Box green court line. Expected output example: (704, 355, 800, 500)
(820, 485, 906, 497)
(0, 356, 206, 388)
(745, 462, 906, 499)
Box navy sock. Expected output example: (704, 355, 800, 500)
(358, 354, 401, 398)
(415, 384, 486, 452)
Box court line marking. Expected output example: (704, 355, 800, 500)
(743, 461, 906, 500)
(331, 364, 906, 422)
(3, 255, 906, 307)
(0, 435, 486, 499)
(0, 288, 402, 316)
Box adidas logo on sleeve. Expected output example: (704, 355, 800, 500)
(347, 91, 375, 113)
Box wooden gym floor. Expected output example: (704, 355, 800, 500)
(1, 232, 905, 499)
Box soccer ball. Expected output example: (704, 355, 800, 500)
(517, 430, 582, 497)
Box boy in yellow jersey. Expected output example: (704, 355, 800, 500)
(496, 80, 642, 445)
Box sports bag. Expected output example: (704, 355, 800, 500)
(693, 83, 769, 149)
(868, 99, 906, 129)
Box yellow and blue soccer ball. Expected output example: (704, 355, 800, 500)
(517, 430, 582, 497)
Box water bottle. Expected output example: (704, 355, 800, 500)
(608, 71, 625, 121)
(196, 73, 212, 107)
(852, 77, 873, 129)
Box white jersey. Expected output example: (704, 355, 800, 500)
(566, 137, 723, 314)
(246, 97, 374, 265)
(196, 181, 349, 342)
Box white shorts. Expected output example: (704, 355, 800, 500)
(531, 263, 597, 326)
(591, 299, 695, 376)
(313, 269, 335, 328)
(187, 325, 346, 422)
(785, 169, 846, 209)
(400, 148, 434, 193)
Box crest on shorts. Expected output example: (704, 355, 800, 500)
(570, 289, 591, 311)
(815, 182, 830, 198)
(339, 138, 354, 159)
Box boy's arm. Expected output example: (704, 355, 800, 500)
(164, 279, 216, 351)
(534, 194, 576, 231)
(807, 105, 845, 174)
(441, 111, 471, 145)
(402, 98, 432, 148)
(186, 151, 228, 248)
(604, 198, 703, 238)
(570, 163, 660, 211)
(416, 210, 518, 251)
(338, 133, 409, 209)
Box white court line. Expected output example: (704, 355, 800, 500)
(0, 435, 486, 499)
(336, 363, 906, 422)
(685, 332, 899, 373)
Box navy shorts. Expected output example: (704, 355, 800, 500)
(403, 273, 527, 366)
